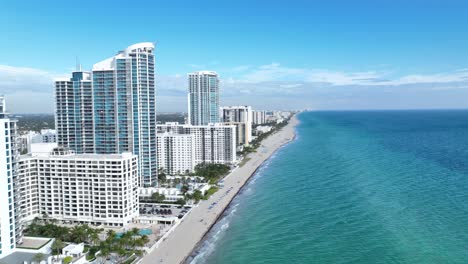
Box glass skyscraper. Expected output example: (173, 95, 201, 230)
(55, 43, 157, 187)
(188, 71, 219, 125)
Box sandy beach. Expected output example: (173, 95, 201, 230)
(141, 115, 299, 264)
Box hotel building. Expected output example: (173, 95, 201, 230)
(55, 43, 157, 187)
(188, 71, 219, 125)
(17, 146, 139, 227)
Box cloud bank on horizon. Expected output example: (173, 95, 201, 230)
(2, 63, 468, 113)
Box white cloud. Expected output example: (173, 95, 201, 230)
(3, 63, 468, 113)
(229, 63, 468, 87)
(0, 65, 58, 91)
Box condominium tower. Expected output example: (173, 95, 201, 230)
(221, 106, 253, 145)
(55, 43, 157, 187)
(157, 122, 236, 165)
(188, 71, 219, 125)
(252, 110, 267, 125)
(0, 97, 22, 258)
(157, 133, 195, 175)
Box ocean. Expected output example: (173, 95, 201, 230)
(188, 111, 468, 264)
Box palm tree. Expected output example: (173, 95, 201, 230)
(131, 228, 139, 236)
(90, 231, 100, 246)
(71, 225, 86, 243)
(140, 235, 150, 247)
(96, 247, 110, 264)
(51, 239, 65, 255)
(106, 230, 116, 242)
(117, 250, 128, 264)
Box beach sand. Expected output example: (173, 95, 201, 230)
(141, 115, 299, 264)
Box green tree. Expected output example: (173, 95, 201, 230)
(32, 253, 45, 264)
(51, 239, 65, 255)
(192, 190, 203, 203)
(151, 192, 166, 203)
(181, 184, 190, 194)
(131, 228, 139, 236)
(140, 235, 150, 247)
(158, 170, 166, 184)
(116, 248, 127, 264)
(176, 198, 186, 206)
(90, 231, 101, 246)
(106, 230, 116, 242)
(63, 256, 73, 264)
(96, 247, 110, 264)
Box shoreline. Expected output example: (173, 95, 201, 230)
(141, 114, 300, 264)
(185, 120, 299, 263)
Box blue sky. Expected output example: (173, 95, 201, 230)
(1, 0, 468, 113)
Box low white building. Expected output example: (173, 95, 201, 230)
(18, 129, 57, 154)
(139, 187, 184, 202)
(255, 126, 273, 135)
(157, 133, 195, 175)
(17, 147, 139, 227)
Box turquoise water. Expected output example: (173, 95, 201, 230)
(188, 111, 468, 264)
(116, 228, 152, 238)
(139, 229, 152, 236)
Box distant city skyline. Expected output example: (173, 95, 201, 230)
(2, 0, 468, 113)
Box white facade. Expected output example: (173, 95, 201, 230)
(17, 148, 139, 227)
(157, 133, 195, 175)
(252, 110, 267, 125)
(19, 130, 57, 154)
(157, 123, 236, 165)
(220, 106, 253, 145)
(0, 97, 22, 258)
(255, 126, 273, 135)
(36, 129, 57, 143)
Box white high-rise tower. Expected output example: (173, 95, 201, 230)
(0, 96, 22, 258)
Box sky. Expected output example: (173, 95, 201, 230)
(1, 0, 468, 113)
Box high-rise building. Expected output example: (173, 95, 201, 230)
(157, 122, 236, 165)
(55, 43, 157, 187)
(252, 110, 267, 125)
(17, 147, 139, 227)
(220, 106, 253, 145)
(157, 133, 195, 175)
(0, 96, 22, 258)
(188, 71, 219, 125)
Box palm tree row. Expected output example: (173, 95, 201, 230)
(25, 219, 103, 246)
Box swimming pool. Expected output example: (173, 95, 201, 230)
(138, 229, 152, 236)
(116, 228, 152, 238)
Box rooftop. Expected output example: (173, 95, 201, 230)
(93, 42, 155, 71)
(189, 70, 218, 76)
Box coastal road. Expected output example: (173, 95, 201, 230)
(141, 116, 299, 264)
